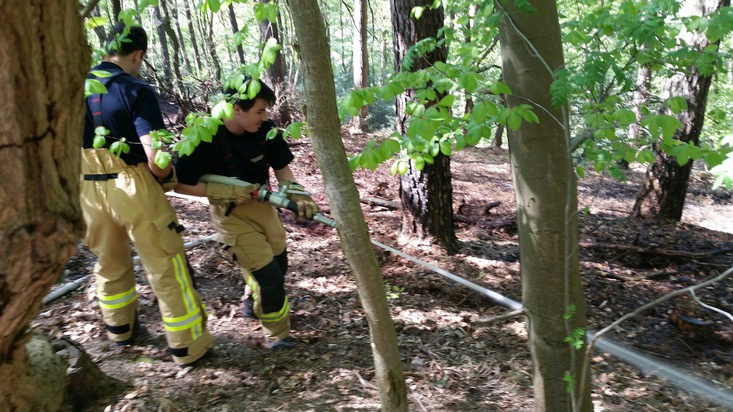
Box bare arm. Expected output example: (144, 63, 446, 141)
(273, 165, 296, 185)
(174, 181, 208, 197)
(140, 133, 171, 179)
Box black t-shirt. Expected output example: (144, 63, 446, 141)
(83, 61, 166, 165)
(176, 120, 294, 187)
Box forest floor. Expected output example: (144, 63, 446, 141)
(34, 129, 733, 411)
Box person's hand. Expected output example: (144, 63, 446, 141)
(281, 181, 320, 219)
(155, 168, 178, 192)
(206, 182, 260, 205)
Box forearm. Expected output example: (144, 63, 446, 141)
(174, 181, 208, 197)
(140, 133, 171, 179)
(273, 166, 296, 185)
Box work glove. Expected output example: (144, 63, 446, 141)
(155, 168, 178, 192)
(280, 180, 320, 220)
(206, 181, 261, 206)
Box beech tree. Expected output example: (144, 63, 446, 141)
(497, 0, 592, 410)
(285, 0, 408, 410)
(0, 2, 89, 409)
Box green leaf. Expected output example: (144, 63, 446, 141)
(93, 135, 107, 149)
(664, 96, 688, 115)
(247, 80, 262, 100)
(437, 94, 455, 107)
(507, 111, 522, 131)
(575, 165, 586, 178)
(439, 141, 452, 156)
(380, 139, 401, 157)
(490, 81, 512, 96)
(211, 100, 233, 120)
(154, 150, 172, 169)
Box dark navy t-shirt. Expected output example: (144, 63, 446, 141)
(176, 120, 294, 187)
(83, 61, 165, 165)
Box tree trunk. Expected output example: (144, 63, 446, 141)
(632, 0, 728, 221)
(391, 0, 458, 253)
(353, 0, 370, 131)
(112, 0, 122, 20)
(497, 0, 592, 411)
(284, 1, 408, 410)
(183, 0, 203, 72)
(152, 6, 173, 84)
(228, 3, 246, 65)
(0, 0, 88, 406)
(204, 12, 222, 85)
(90, 5, 107, 48)
(171, 0, 193, 74)
(160, 0, 191, 119)
(259, 0, 292, 124)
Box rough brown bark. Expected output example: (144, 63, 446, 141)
(284, 1, 408, 410)
(0, 1, 88, 407)
(160, 0, 191, 118)
(391, 0, 458, 253)
(497, 0, 592, 410)
(632, 0, 729, 221)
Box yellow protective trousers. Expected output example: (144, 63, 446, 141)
(81, 149, 214, 365)
(210, 201, 291, 341)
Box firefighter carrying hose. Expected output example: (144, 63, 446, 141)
(174, 81, 319, 350)
(81, 23, 213, 366)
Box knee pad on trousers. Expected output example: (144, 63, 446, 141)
(274, 249, 288, 276)
(252, 260, 286, 314)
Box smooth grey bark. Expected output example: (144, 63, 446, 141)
(353, 0, 370, 131)
(284, 1, 408, 410)
(497, 0, 592, 410)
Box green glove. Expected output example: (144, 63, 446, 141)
(280, 181, 320, 219)
(206, 181, 260, 206)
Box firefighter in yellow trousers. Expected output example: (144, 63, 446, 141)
(174, 81, 319, 349)
(81, 23, 213, 366)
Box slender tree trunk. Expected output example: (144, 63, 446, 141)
(90, 5, 107, 47)
(204, 12, 222, 84)
(259, 0, 291, 123)
(152, 6, 173, 83)
(632, 0, 728, 221)
(183, 0, 203, 72)
(112, 0, 122, 20)
(391, 0, 458, 253)
(0, 1, 89, 408)
(160, 0, 190, 119)
(497, 0, 592, 410)
(171, 0, 193, 73)
(353, 0, 370, 131)
(228, 3, 246, 65)
(285, 1, 408, 410)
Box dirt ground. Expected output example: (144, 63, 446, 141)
(34, 130, 733, 411)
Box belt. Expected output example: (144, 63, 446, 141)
(84, 173, 119, 181)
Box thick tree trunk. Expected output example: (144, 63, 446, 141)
(0, 0, 88, 407)
(228, 3, 246, 65)
(353, 0, 370, 131)
(632, 0, 728, 221)
(285, 1, 408, 410)
(497, 0, 592, 411)
(391, 0, 458, 253)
